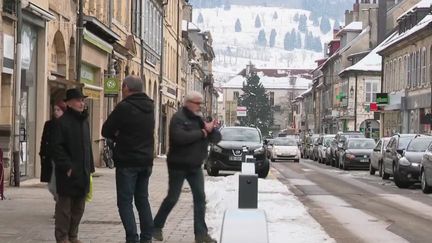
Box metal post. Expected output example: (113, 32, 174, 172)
(159, 3, 167, 155)
(354, 74, 358, 131)
(76, 0, 84, 84)
(12, 0, 22, 187)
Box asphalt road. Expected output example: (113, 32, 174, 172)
(272, 159, 432, 243)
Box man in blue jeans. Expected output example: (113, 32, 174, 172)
(153, 91, 221, 243)
(102, 75, 155, 243)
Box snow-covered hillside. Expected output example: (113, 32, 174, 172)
(193, 5, 338, 83)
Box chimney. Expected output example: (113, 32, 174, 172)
(378, 0, 387, 43)
(353, 0, 360, 21)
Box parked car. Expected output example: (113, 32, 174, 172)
(304, 134, 319, 159)
(330, 132, 365, 167)
(311, 137, 321, 161)
(339, 138, 376, 170)
(369, 137, 391, 176)
(265, 138, 275, 159)
(270, 138, 300, 162)
(382, 134, 417, 180)
(421, 142, 432, 193)
(206, 126, 270, 178)
(393, 136, 432, 188)
(317, 134, 336, 164)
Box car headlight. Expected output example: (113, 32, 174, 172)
(399, 157, 411, 166)
(213, 146, 223, 153)
(254, 147, 265, 155)
(346, 154, 356, 160)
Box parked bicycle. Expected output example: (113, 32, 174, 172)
(95, 138, 114, 169)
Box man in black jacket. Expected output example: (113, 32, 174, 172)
(102, 75, 155, 243)
(52, 88, 95, 243)
(153, 91, 221, 243)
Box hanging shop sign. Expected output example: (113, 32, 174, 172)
(376, 93, 389, 105)
(104, 77, 120, 97)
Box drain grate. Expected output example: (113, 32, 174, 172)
(82, 220, 122, 225)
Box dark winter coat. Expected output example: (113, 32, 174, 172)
(52, 108, 95, 198)
(39, 120, 55, 182)
(102, 93, 155, 168)
(167, 107, 221, 170)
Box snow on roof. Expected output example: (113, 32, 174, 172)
(397, 0, 432, 21)
(342, 21, 363, 31)
(300, 87, 313, 97)
(320, 27, 370, 70)
(377, 14, 432, 53)
(222, 73, 312, 90)
(341, 32, 398, 74)
(183, 20, 200, 32)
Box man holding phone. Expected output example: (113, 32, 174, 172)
(152, 91, 221, 243)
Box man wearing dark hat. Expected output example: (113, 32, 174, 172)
(52, 88, 95, 243)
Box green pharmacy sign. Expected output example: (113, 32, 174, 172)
(336, 92, 346, 102)
(104, 77, 120, 97)
(376, 93, 389, 105)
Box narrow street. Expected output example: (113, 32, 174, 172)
(272, 159, 432, 243)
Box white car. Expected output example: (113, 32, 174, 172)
(270, 138, 300, 162)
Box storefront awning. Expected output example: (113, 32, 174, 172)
(83, 28, 113, 53)
(83, 15, 120, 43)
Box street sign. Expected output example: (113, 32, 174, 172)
(370, 102, 378, 111)
(376, 93, 389, 105)
(237, 106, 247, 117)
(104, 77, 120, 97)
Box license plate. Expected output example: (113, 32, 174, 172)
(229, 156, 243, 161)
(360, 159, 369, 162)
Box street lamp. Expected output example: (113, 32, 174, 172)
(350, 86, 354, 97)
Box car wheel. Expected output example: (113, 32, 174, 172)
(421, 170, 432, 194)
(206, 163, 219, 176)
(394, 169, 410, 188)
(382, 163, 390, 180)
(369, 162, 376, 175)
(294, 159, 299, 163)
(258, 163, 270, 178)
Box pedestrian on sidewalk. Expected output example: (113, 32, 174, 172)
(52, 88, 95, 243)
(40, 100, 67, 201)
(102, 75, 155, 243)
(153, 91, 221, 243)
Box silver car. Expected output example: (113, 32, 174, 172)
(369, 137, 390, 176)
(317, 134, 336, 164)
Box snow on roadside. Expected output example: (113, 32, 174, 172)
(205, 173, 334, 243)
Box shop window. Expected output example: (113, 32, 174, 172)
(416, 50, 421, 87)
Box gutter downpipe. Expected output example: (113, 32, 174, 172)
(12, 0, 22, 186)
(159, 3, 167, 155)
(77, 0, 83, 86)
(354, 73, 358, 131)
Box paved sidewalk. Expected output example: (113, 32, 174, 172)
(0, 159, 195, 243)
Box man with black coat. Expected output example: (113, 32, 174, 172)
(153, 91, 221, 243)
(102, 75, 155, 243)
(52, 88, 95, 243)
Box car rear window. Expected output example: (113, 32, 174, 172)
(274, 139, 297, 146)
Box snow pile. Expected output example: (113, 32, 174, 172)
(205, 173, 334, 243)
(222, 74, 312, 89)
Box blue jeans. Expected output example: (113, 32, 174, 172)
(154, 168, 208, 236)
(116, 167, 153, 243)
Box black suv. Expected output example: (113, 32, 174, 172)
(330, 132, 365, 167)
(206, 126, 270, 178)
(382, 134, 417, 180)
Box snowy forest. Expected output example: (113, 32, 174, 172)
(190, 0, 353, 20)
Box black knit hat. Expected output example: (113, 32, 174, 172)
(64, 88, 88, 101)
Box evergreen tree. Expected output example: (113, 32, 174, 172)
(257, 29, 267, 47)
(224, 0, 231, 10)
(293, 13, 299, 22)
(197, 12, 204, 24)
(273, 11, 278, 20)
(298, 16, 307, 33)
(320, 16, 331, 34)
(239, 74, 273, 135)
(296, 32, 302, 48)
(235, 18, 242, 32)
(333, 19, 341, 31)
(284, 32, 291, 50)
(255, 15, 262, 28)
(269, 29, 277, 48)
